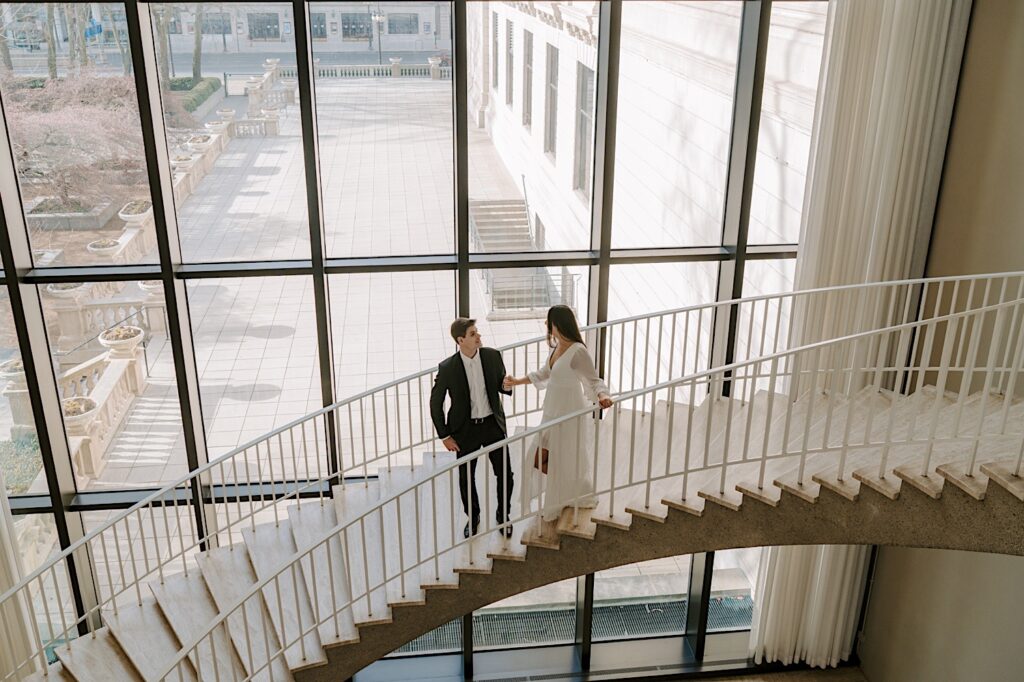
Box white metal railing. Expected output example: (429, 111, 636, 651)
(3, 271, 1023, 679)
(154, 289, 1024, 681)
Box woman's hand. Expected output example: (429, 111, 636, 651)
(503, 375, 521, 391)
(598, 393, 613, 409)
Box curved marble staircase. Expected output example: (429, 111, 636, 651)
(6, 273, 1024, 682)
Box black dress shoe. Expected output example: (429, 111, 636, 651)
(500, 523, 514, 539)
(464, 520, 480, 538)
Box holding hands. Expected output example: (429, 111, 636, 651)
(504, 375, 613, 409)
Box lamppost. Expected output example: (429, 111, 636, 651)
(371, 9, 385, 65)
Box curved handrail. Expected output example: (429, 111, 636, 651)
(155, 292, 1024, 680)
(4, 270, 1024, 679)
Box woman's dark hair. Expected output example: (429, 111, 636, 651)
(546, 305, 585, 348)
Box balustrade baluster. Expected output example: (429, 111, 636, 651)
(359, 517, 372, 616)
(796, 347, 823, 485)
(609, 404, 620, 516)
(125, 513, 143, 606)
(396, 494, 407, 596)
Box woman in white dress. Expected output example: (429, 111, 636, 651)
(503, 306, 613, 523)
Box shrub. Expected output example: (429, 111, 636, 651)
(0, 435, 42, 495)
(172, 77, 223, 113)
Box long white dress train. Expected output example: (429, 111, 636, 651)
(522, 343, 609, 522)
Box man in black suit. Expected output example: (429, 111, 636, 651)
(430, 318, 514, 539)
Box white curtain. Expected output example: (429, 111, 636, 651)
(792, 0, 972, 342)
(750, 545, 870, 668)
(751, 0, 972, 669)
(1, 470, 38, 680)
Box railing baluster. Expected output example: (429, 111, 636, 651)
(359, 517, 372, 616)
(396, 494, 407, 597)
(609, 404, 620, 516)
(759, 359, 779, 489)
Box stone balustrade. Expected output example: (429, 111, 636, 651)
(278, 64, 452, 80)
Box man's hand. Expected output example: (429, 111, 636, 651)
(502, 375, 515, 391)
(442, 436, 460, 453)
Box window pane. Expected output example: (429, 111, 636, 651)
(390, 619, 461, 656)
(612, 2, 743, 248)
(474, 578, 577, 649)
(37, 280, 186, 490)
(82, 507, 198, 606)
(1, 289, 44, 497)
(11, 514, 78, 659)
(708, 547, 761, 631)
(0, 2, 158, 268)
(474, 266, 590, 349)
(188, 276, 321, 459)
(748, 2, 828, 245)
(607, 263, 719, 393)
(593, 556, 691, 641)
(469, 2, 599, 252)
(329, 271, 455, 397)
(313, 2, 455, 258)
(736, 258, 797, 366)
(151, 3, 311, 262)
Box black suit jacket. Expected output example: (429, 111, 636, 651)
(430, 347, 512, 441)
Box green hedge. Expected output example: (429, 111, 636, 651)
(0, 435, 42, 495)
(172, 77, 223, 113)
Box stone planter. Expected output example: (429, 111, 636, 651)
(118, 200, 153, 224)
(45, 282, 90, 299)
(0, 358, 25, 381)
(171, 156, 197, 172)
(25, 197, 117, 232)
(86, 238, 122, 256)
(261, 106, 280, 120)
(428, 57, 442, 66)
(62, 397, 97, 428)
(205, 120, 228, 134)
(139, 280, 163, 298)
(187, 135, 215, 152)
(217, 108, 236, 121)
(265, 58, 280, 66)
(389, 57, 403, 65)
(98, 325, 144, 355)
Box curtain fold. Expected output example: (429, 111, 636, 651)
(751, 0, 972, 669)
(1, 470, 38, 680)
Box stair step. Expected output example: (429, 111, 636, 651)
(520, 517, 560, 550)
(697, 486, 744, 511)
(104, 595, 198, 681)
(851, 467, 902, 500)
(150, 571, 248, 681)
(979, 460, 1024, 501)
(331, 483, 393, 626)
(24, 662, 74, 682)
(556, 506, 597, 540)
(242, 522, 327, 671)
(774, 468, 821, 503)
(936, 463, 989, 500)
(811, 467, 860, 501)
(736, 480, 782, 507)
(286, 502, 360, 648)
(197, 547, 292, 682)
(893, 465, 944, 499)
(55, 628, 141, 682)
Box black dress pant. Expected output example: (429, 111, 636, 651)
(454, 416, 514, 525)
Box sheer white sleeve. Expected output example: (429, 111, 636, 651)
(571, 345, 609, 402)
(527, 354, 552, 389)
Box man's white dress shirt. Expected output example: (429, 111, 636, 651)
(460, 350, 493, 420)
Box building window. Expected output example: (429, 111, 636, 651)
(505, 20, 514, 107)
(544, 44, 559, 156)
(201, 11, 230, 35)
(310, 12, 327, 40)
(523, 30, 533, 128)
(247, 12, 280, 40)
(574, 63, 595, 198)
(341, 13, 371, 41)
(388, 13, 419, 35)
(491, 12, 499, 91)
